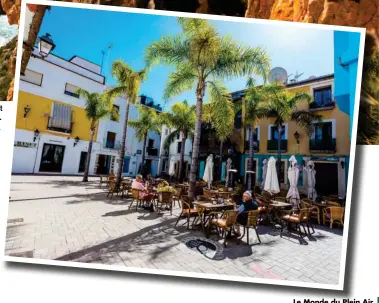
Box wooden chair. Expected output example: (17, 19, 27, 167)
(129, 189, 144, 211)
(174, 196, 199, 229)
(281, 208, 309, 239)
(300, 200, 321, 224)
(237, 210, 261, 245)
(208, 210, 239, 247)
(324, 207, 344, 229)
(156, 191, 174, 215)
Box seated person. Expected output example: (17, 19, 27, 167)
(132, 174, 154, 211)
(157, 180, 177, 210)
(145, 173, 155, 186)
(235, 191, 259, 235)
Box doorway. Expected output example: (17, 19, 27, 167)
(314, 162, 338, 196)
(96, 154, 111, 175)
(39, 143, 66, 173)
(78, 151, 88, 173)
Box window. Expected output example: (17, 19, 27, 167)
(106, 132, 116, 148)
(64, 83, 80, 98)
(270, 126, 286, 140)
(234, 110, 242, 130)
(246, 127, 259, 141)
(314, 86, 332, 106)
(177, 132, 180, 140)
(111, 105, 119, 121)
(177, 141, 182, 154)
(21, 69, 43, 86)
(313, 122, 333, 140)
(148, 139, 155, 148)
(47, 103, 73, 133)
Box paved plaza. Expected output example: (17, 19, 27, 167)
(4, 175, 343, 285)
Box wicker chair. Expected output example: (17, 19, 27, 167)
(208, 210, 239, 247)
(172, 187, 182, 207)
(156, 191, 174, 215)
(328, 195, 339, 202)
(274, 196, 287, 203)
(300, 200, 321, 224)
(236, 210, 261, 245)
(174, 196, 199, 229)
(203, 188, 215, 199)
(281, 208, 309, 239)
(216, 191, 231, 200)
(107, 181, 121, 199)
(327, 201, 341, 207)
(129, 189, 144, 211)
(324, 206, 344, 229)
(197, 195, 213, 202)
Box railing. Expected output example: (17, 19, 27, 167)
(103, 138, 121, 150)
(46, 117, 73, 134)
(309, 100, 336, 110)
(146, 147, 159, 156)
(267, 139, 288, 152)
(310, 138, 336, 153)
(244, 140, 259, 152)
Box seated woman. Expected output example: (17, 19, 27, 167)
(157, 180, 177, 195)
(132, 174, 155, 212)
(235, 191, 259, 235)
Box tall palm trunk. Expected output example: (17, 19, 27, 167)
(276, 124, 282, 186)
(178, 133, 187, 182)
(218, 140, 224, 181)
(140, 133, 147, 175)
(189, 81, 205, 198)
(248, 125, 255, 191)
(116, 101, 130, 187)
(83, 121, 96, 182)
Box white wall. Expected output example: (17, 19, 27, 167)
(70, 56, 101, 74)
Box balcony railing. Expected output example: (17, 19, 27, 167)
(46, 117, 73, 134)
(103, 139, 121, 150)
(309, 100, 336, 111)
(244, 140, 259, 152)
(267, 139, 288, 152)
(146, 147, 159, 156)
(310, 138, 336, 153)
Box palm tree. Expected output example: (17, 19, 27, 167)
(107, 60, 147, 187)
(128, 106, 161, 176)
(243, 78, 267, 190)
(77, 89, 117, 182)
(159, 101, 196, 182)
(202, 82, 235, 180)
(258, 84, 321, 181)
(145, 17, 270, 197)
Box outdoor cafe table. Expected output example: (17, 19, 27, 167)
(193, 201, 235, 235)
(267, 200, 293, 228)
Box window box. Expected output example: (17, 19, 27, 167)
(267, 139, 287, 152)
(310, 138, 336, 153)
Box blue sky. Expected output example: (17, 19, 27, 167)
(38, 6, 335, 110)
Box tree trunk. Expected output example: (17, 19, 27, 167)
(178, 133, 187, 182)
(82, 120, 96, 182)
(188, 80, 205, 198)
(140, 133, 147, 175)
(248, 125, 255, 191)
(277, 124, 282, 186)
(218, 140, 224, 181)
(116, 101, 130, 187)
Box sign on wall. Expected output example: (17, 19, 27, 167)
(14, 141, 37, 148)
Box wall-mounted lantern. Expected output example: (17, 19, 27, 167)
(24, 105, 31, 118)
(38, 33, 56, 58)
(340, 160, 345, 169)
(33, 129, 40, 142)
(73, 136, 80, 147)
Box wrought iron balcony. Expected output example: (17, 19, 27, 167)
(310, 138, 336, 153)
(267, 139, 288, 152)
(103, 139, 121, 150)
(309, 100, 336, 111)
(146, 147, 159, 156)
(244, 140, 259, 152)
(46, 117, 73, 134)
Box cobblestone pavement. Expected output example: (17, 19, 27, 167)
(4, 176, 344, 285)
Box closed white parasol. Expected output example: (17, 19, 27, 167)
(169, 156, 176, 177)
(304, 160, 317, 201)
(264, 157, 280, 195)
(261, 159, 268, 189)
(286, 155, 300, 207)
(203, 154, 214, 189)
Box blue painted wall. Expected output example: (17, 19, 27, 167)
(334, 31, 361, 137)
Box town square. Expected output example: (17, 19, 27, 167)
(4, 3, 362, 288)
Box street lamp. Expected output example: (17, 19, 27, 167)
(33, 129, 40, 142)
(38, 33, 56, 58)
(23, 105, 31, 118)
(73, 136, 80, 147)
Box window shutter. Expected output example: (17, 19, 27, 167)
(21, 69, 43, 86)
(49, 103, 72, 131)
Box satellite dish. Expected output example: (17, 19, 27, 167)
(269, 67, 288, 84)
(308, 75, 317, 80)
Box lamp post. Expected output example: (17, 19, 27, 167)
(294, 131, 300, 154)
(38, 33, 56, 58)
